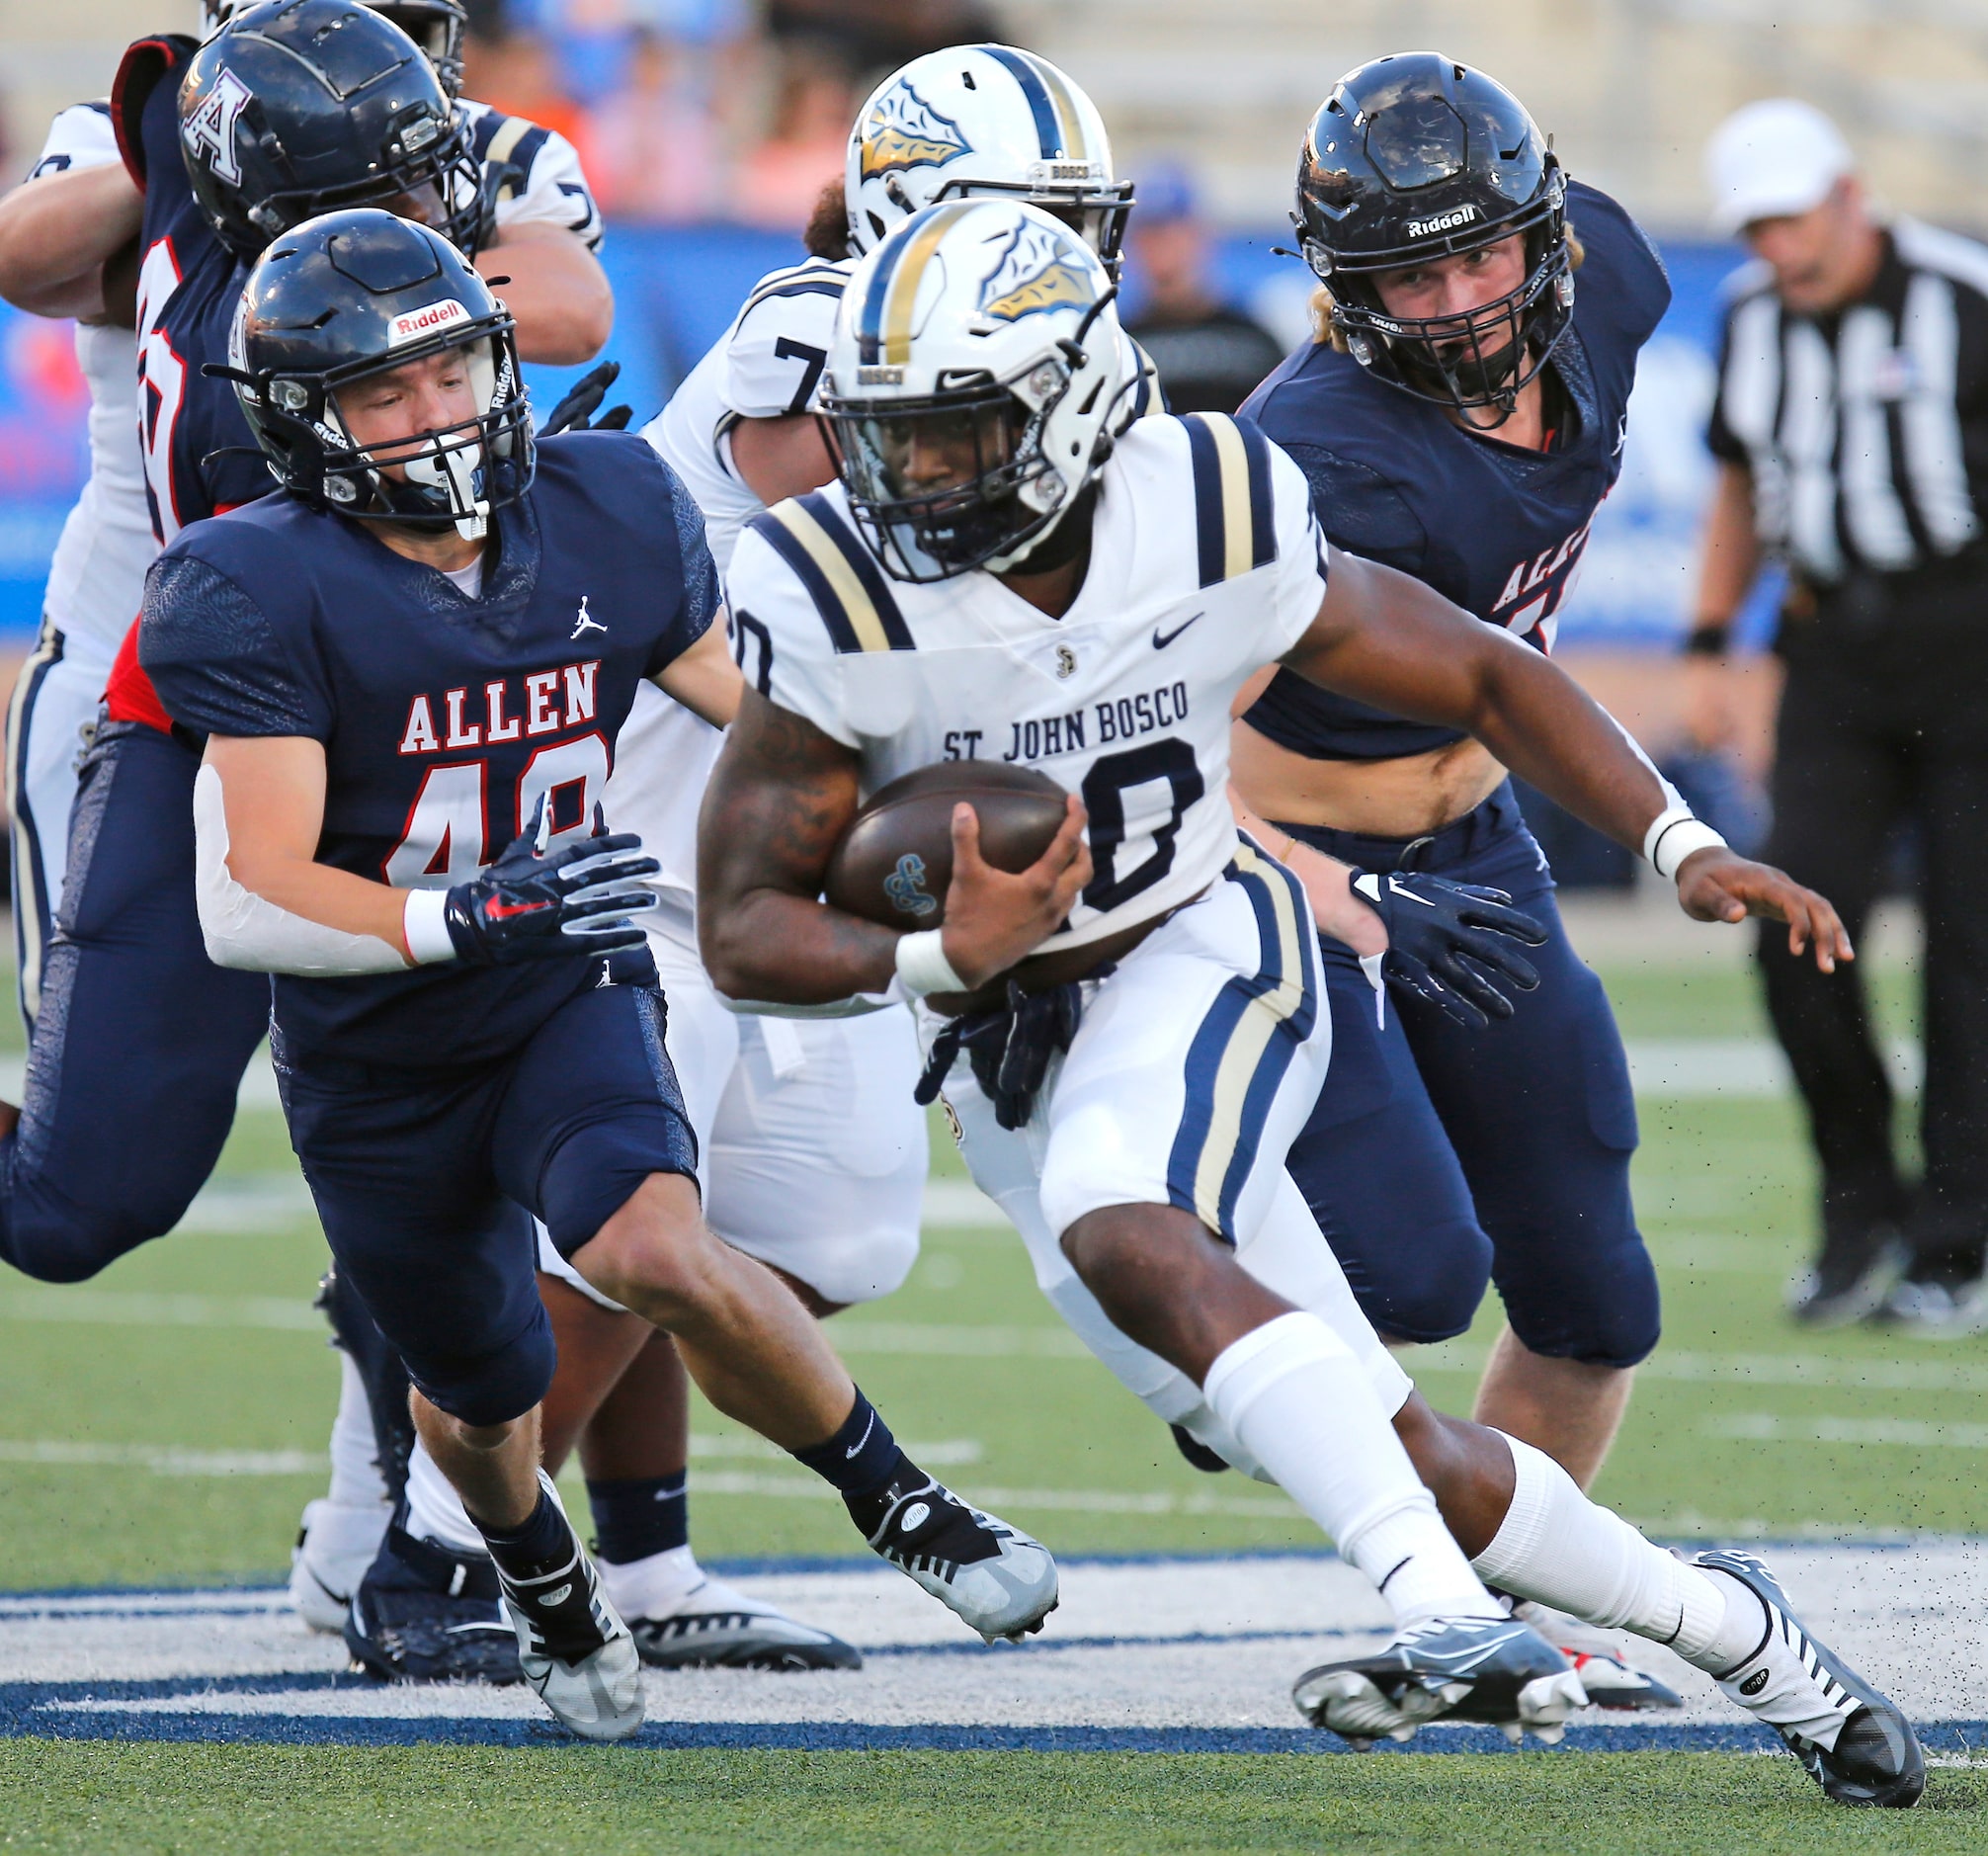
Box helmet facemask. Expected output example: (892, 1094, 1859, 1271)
(1324, 211, 1574, 423)
(824, 366, 1070, 582)
(237, 317, 532, 540)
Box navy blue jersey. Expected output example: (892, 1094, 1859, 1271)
(139, 432, 720, 1066)
(114, 36, 274, 550)
(1241, 183, 1671, 761)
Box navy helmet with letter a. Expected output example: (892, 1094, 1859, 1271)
(202, 0, 469, 99)
(822, 198, 1127, 582)
(178, 0, 481, 260)
(1291, 51, 1572, 419)
(220, 207, 531, 536)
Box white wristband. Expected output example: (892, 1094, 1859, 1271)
(894, 927, 965, 997)
(1643, 805, 1729, 883)
(402, 887, 458, 966)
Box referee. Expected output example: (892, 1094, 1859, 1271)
(1690, 99, 1988, 1332)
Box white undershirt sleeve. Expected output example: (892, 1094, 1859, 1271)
(193, 764, 412, 975)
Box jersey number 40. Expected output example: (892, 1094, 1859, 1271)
(383, 734, 611, 885)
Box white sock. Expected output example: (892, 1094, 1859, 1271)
(326, 1353, 391, 1510)
(596, 1543, 704, 1621)
(402, 1440, 488, 1558)
(1470, 1432, 1759, 1669)
(1203, 1312, 1496, 1630)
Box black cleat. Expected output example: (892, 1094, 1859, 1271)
(1693, 1550, 1924, 1808)
(344, 1518, 520, 1684)
(1294, 1616, 1586, 1747)
(1170, 1423, 1232, 1475)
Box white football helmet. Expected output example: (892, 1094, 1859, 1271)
(821, 199, 1129, 583)
(846, 44, 1132, 278)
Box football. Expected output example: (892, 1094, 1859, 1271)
(824, 761, 1070, 929)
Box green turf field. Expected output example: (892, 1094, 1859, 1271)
(3, 920, 1978, 1847)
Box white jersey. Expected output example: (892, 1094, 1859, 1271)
(630, 257, 1165, 903)
(647, 255, 851, 575)
(456, 100, 603, 252)
(32, 104, 152, 669)
(727, 411, 1328, 953)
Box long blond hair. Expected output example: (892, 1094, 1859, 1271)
(1309, 225, 1586, 348)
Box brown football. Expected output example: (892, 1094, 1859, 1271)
(824, 762, 1070, 929)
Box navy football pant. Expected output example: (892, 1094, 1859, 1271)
(276, 981, 699, 1428)
(1280, 781, 1660, 1368)
(0, 721, 270, 1283)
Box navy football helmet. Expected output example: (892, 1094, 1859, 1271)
(1291, 52, 1572, 419)
(203, 0, 468, 99)
(179, 0, 481, 261)
(218, 208, 532, 535)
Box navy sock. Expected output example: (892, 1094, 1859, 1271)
(472, 1484, 572, 1579)
(791, 1391, 907, 1505)
(587, 1471, 689, 1565)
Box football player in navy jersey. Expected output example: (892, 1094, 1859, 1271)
(1225, 55, 1744, 1688)
(138, 208, 1060, 1740)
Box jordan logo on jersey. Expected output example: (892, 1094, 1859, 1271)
(181, 70, 252, 186)
(977, 220, 1093, 324)
(571, 595, 607, 639)
(860, 80, 970, 179)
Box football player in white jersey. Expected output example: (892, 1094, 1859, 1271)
(464, 40, 1156, 1659)
(1, 105, 155, 1030)
(697, 199, 1924, 1804)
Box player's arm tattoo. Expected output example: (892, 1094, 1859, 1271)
(1283, 548, 1671, 852)
(697, 687, 901, 1003)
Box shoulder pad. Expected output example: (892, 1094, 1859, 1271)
(111, 35, 196, 188)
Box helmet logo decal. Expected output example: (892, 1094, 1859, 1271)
(1405, 204, 1479, 239)
(182, 69, 253, 186)
(977, 219, 1092, 323)
(860, 80, 971, 181)
(388, 299, 470, 346)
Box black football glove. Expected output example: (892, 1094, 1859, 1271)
(539, 360, 633, 436)
(444, 799, 660, 966)
(1349, 868, 1547, 1031)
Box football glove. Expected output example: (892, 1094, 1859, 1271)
(1349, 869, 1547, 1031)
(539, 360, 633, 436)
(444, 799, 659, 966)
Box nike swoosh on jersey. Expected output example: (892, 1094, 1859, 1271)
(1152, 613, 1203, 649)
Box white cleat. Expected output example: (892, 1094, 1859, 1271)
(493, 1476, 644, 1742)
(1509, 1599, 1683, 1712)
(1294, 1616, 1585, 1749)
(289, 1496, 390, 1636)
(864, 1475, 1058, 1644)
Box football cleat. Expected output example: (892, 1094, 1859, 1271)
(1510, 1599, 1683, 1712)
(612, 1568, 862, 1672)
(860, 1474, 1058, 1644)
(1692, 1550, 1924, 1808)
(344, 1522, 521, 1684)
(493, 1475, 644, 1741)
(1293, 1616, 1587, 1748)
(1786, 1222, 1907, 1326)
(1170, 1422, 1233, 1475)
(290, 1496, 390, 1635)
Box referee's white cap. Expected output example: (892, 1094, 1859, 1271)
(1704, 99, 1855, 236)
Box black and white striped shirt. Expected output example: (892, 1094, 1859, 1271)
(1707, 219, 1988, 586)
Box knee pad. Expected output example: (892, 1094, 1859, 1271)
(1337, 1218, 1494, 1346)
(401, 1302, 556, 1430)
(1499, 1229, 1662, 1369)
